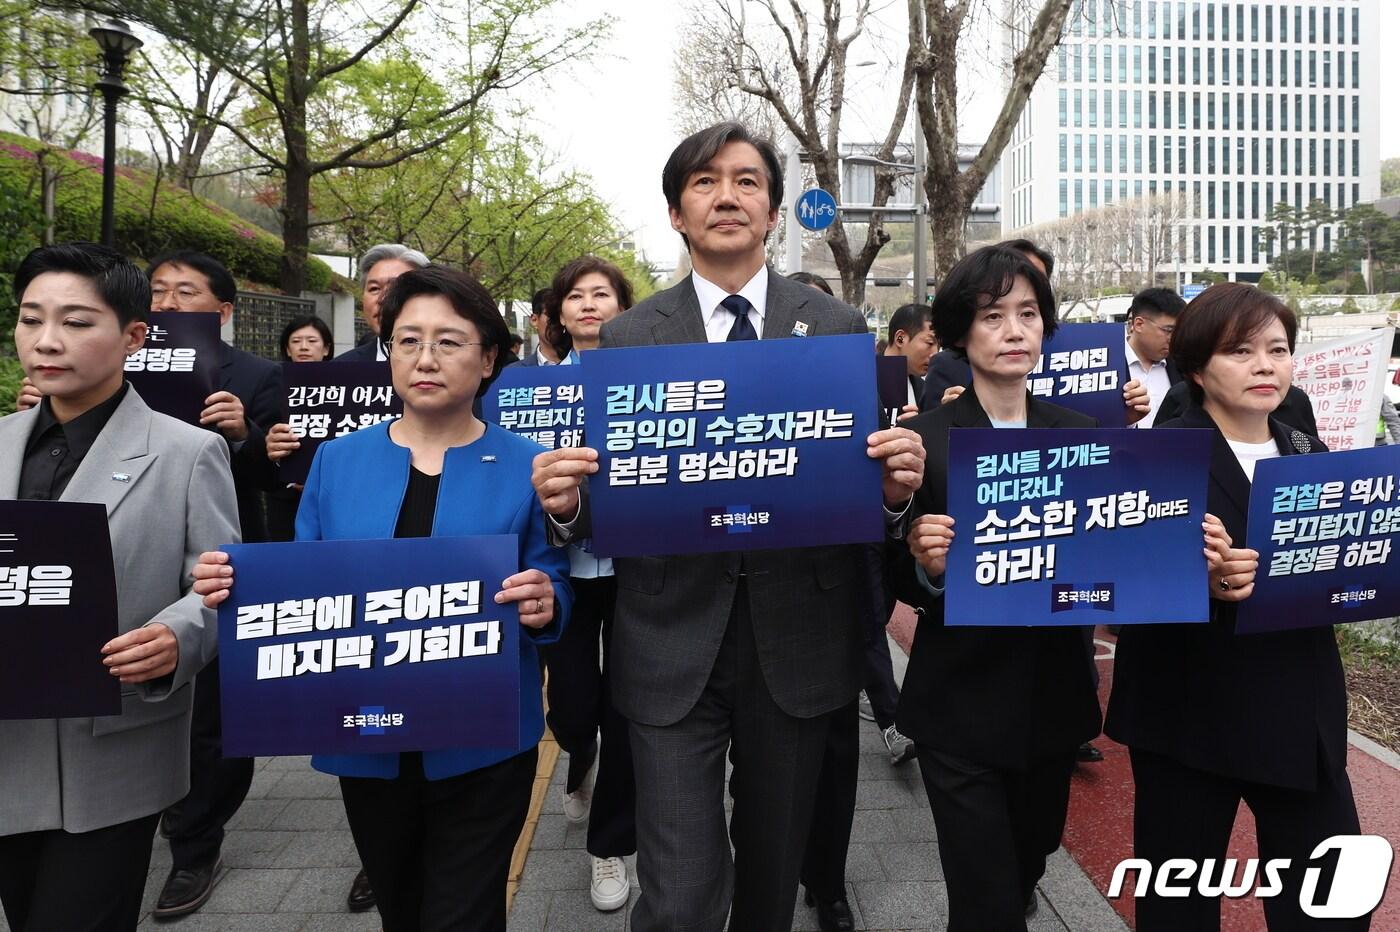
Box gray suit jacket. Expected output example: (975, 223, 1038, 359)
(578, 271, 874, 726)
(0, 389, 240, 835)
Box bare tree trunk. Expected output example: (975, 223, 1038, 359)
(279, 0, 313, 295)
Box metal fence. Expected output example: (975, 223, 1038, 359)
(234, 291, 318, 360)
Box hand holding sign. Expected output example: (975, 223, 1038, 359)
(101, 623, 178, 684)
(192, 550, 234, 607)
(494, 569, 555, 628)
(201, 390, 248, 441)
(266, 423, 301, 462)
(530, 447, 599, 519)
(909, 514, 956, 578)
(868, 426, 925, 509)
(1123, 379, 1150, 425)
(1203, 513, 1258, 603)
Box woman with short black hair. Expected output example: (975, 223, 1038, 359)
(1106, 283, 1363, 932)
(278, 314, 334, 362)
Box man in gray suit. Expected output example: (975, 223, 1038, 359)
(532, 123, 925, 932)
(0, 243, 239, 932)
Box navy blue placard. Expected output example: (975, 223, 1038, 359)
(0, 501, 119, 719)
(945, 428, 1212, 626)
(481, 365, 585, 450)
(124, 311, 222, 426)
(279, 362, 401, 483)
(580, 333, 883, 557)
(1237, 445, 1400, 634)
(1027, 322, 1129, 427)
(216, 536, 521, 757)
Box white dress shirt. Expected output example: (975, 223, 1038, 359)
(692, 265, 768, 342)
(1125, 335, 1172, 428)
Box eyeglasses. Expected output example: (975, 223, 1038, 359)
(1138, 317, 1176, 336)
(389, 336, 483, 359)
(150, 286, 206, 307)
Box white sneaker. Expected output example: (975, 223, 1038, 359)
(590, 855, 630, 911)
(562, 760, 595, 824)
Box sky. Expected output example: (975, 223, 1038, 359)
(521, 0, 1400, 272)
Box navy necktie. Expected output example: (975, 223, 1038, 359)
(721, 294, 758, 342)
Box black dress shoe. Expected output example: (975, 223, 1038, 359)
(803, 887, 855, 932)
(1076, 741, 1105, 763)
(153, 858, 221, 919)
(347, 868, 377, 912)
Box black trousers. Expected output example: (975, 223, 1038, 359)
(799, 699, 861, 902)
(863, 543, 900, 729)
(917, 746, 1076, 932)
(628, 587, 834, 932)
(339, 749, 537, 932)
(1130, 748, 1367, 932)
(164, 657, 255, 869)
(0, 813, 160, 932)
(542, 575, 637, 858)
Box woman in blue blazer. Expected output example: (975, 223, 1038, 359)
(196, 266, 571, 932)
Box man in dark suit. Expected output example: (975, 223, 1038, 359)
(143, 251, 282, 917)
(530, 122, 924, 932)
(334, 243, 429, 362)
(883, 302, 936, 411)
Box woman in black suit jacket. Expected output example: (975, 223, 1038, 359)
(890, 246, 1104, 932)
(1105, 283, 1363, 932)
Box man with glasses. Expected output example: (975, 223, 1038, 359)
(1123, 287, 1185, 428)
(144, 250, 282, 918)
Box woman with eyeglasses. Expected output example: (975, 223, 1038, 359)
(192, 265, 571, 931)
(1106, 284, 1362, 932)
(534, 256, 639, 912)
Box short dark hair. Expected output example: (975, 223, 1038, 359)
(14, 242, 150, 326)
(996, 238, 1056, 279)
(379, 266, 511, 362)
(787, 271, 834, 296)
(930, 245, 1059, 351)
(1170, 283, 1297, 406)
(888, 303, 932, 343)
(279, 314, 334, 361)
(1128, 287, 1186, 319)
(662, 122, 783, 248)
(545, 255, 636, 356)
(530, 287, 551, 318)
(147, 249, 237, 304)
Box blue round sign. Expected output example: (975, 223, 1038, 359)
(796, 188, 837, 231)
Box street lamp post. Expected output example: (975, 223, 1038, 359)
(89, 18, 142, 247)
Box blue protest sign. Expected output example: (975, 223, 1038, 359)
(481, 364, 585, 450)
(217, 536, 521, 757)
(580, 333, 883, 557)
(280, 361, 401, 483)
(1183, 283, 1206, 300)
(945, 428, 1212, 626)
(796, 188, 838, 231)
(124, 311, 222, 426)
(1237, 445, 1400, 634)
(0, 501, 119, 719)
(1028, 322, 1129, 427)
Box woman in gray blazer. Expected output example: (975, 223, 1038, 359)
(0, 243, 240, 932)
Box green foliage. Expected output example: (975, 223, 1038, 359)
(1304, 271, 1320, 287)
(1383, 157, 1400, 198)
(1339, 296, 1360, 313)
(1345, 272, 1368, 294)
(1198, 268, 1228, 285)
(0, 356, 22, 416)
(0, 131, 332, 292)
(1257, 271, 1278, 293)
(0, 167, 46, 351)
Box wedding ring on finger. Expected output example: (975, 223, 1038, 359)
(1218, 579, 1232, 591)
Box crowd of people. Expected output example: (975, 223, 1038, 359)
(0, 118, 1381, 932)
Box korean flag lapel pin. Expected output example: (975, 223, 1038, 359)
(481, 455, 497, 463)
(111, 472, 131, 483)
(792, 320, 809, 337)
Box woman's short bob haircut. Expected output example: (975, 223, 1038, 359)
(278, 314, 334, 361)
(1170, 282, 1298, 406)
(929, 245, 1059, 351)
(545, 255, 635, 357)
(379, 265, 510, 360)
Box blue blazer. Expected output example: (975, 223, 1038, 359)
(297, 421, 572, 780)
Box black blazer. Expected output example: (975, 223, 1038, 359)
(918, 350, 973, 411)
(1104, 405, 1346, 791)
(1154, 380, 1318, 436)
(334, 335, 381, 362)
(218, 342, 282, 543)
(889, 388, 1103, 770)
